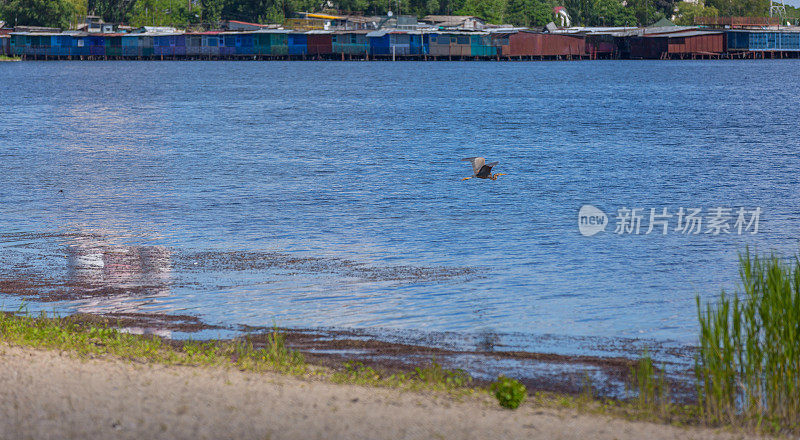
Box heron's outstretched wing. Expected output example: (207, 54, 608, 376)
(475, 161, 499, 178)
(461, 157, 485, 175)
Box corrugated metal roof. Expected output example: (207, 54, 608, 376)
(425, 30, 488, 35)
(486, 27, 526, 33)
(643, 30, 723, 38)
(9, 32, 62, 36)
(642, 26, 698, 35)
(138, 26, 178, 33)
(726, 28, 800, 33)
(345, 16, 381, 23)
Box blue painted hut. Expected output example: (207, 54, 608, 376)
(287, 32, 307, 55)
(200, 33, 221, 57)
(86, 34, 105, 56)
(235, 33, 255, 55)
(367, 30, 390, 55)
(332, 31, 369, 56)
(470, 33, 496, 57)
(121, 34, 140, 57)
(253, 30, 289, 56)
(154, 34, 186, 56)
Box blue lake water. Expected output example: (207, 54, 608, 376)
(1, 60, 799, 356)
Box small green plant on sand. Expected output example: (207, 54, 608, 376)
(491, 375, 527, 409)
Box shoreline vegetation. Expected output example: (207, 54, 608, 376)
(0, 311, 723, 439)
(0, 343, 741, 440)
(1, 250, 798, 437)
(696, 250, 800, 433)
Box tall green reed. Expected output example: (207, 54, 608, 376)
(696, 249, 800, 433)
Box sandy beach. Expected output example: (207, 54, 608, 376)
(0, 343, 758, 440)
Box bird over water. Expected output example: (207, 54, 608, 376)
(461, 157, 506, 181)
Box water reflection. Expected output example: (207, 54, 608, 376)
(66, 233, 171, 314)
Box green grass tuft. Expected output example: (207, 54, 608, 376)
(0, 311, 307, 374)
(628, 348, 672, 419)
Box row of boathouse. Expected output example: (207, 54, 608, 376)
(3, 27, 800, 60)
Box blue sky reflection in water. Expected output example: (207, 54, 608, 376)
(0, 60, 799, 355)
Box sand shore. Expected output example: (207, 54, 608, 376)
(0, 343, 755, 440)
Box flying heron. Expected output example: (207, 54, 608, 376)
(461, 157, 506, 181)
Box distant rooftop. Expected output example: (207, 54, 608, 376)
(420, 15, 485, 29)
(224, 20, 273, 31)
(13, 25, 62, 33)
(133, 26, 179, 34)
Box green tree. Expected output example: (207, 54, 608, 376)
(67, 0, 87, 16)
(562, 0, 592, 25)
(222, 0, 286, 23)
(705, 0, 767, 16)
(334, 0, 369, 14)
(600, 0, 635, 25)
(625, 0, 663, 25)
(200, 0, 223, 23)
(506, 0, 552, 26)
(650, 0, 675, 19)
(87, 0, 137, 22)
(674, 1, 717, 25)
(561, 0, 635, 26)
(455, 0, 506, 23)
(129, 0, 197, 27)
(0, 0, 76, 28)
(425, 0, 440, 14)
(437, 0, 467, 15)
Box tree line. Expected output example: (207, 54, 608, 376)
(0, 0, 776, 31)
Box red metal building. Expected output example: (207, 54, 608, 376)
(307, 32, 333, 56)
(495, 31, 586, 58)
(629, 30, 724, 59)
